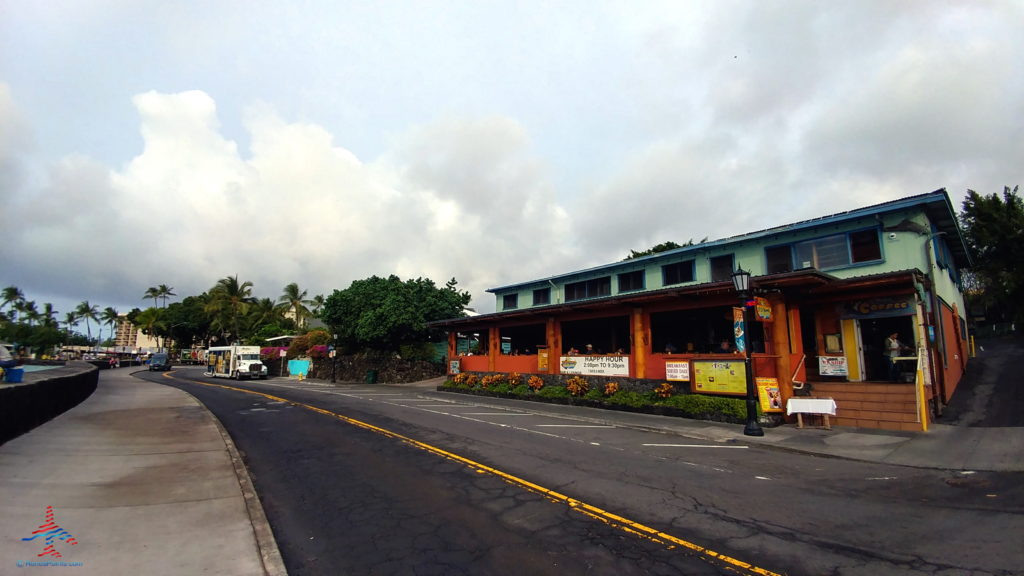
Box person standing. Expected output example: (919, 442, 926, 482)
(885, 332, 906, 382)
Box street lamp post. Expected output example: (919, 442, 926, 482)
(331, 334, 338, 384)
(731, 266, 764, 437)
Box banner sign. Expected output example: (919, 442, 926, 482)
(818, 356, 848, 376)
(559, 355, 629, 377)
(733, 307, 746, 354)
(665, 361, 691, 382)
(449, 360, 460, 374)
(756, 377, 784, 413)
(692, 360, 746, 395)
(842, 297, 915, 319)
(755, 297, 773, 321)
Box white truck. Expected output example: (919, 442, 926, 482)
(206, 345, 269, 380)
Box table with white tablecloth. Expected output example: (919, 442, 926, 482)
(786, 397, 838, 429)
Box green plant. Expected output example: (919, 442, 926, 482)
(511, 384, 531, 395)
(565, 376, 590, 396)
(604, 390, 647, 408)
(537, 386, 571, 399)
(659, 394, 748, 420)
(584, 387, 605, 401)
(490, 382, 512, 394)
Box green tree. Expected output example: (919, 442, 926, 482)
(961, 186, 1024, 323)
(100, 307, 119, 346)
(156, 284, 176, 308)
(63, 311, 80, 335)
(278, 283, 314, 328)
(1, 285, 24, 321)
(143, 287, 160, 308)
(206, 275, 254, 343)
(75, 301, 100, 344)
(134, 307, 165, 348)
(321, 275, 471, 352)
(624, 239, 705, 260)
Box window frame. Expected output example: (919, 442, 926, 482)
(617, 270, 645, 293)
(662, 260, 696, 286)
(502, 293, 518, 310)
(532, 287, 551, 306)
(565, 276, 612, 302)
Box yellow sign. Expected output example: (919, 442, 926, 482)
(755, 297, 772, 321)
(537, 347, 549, 371)
(756, 377, 784, 413)
(692, 360, 746, 395)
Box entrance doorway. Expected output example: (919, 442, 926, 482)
(857, 315, 915, 381)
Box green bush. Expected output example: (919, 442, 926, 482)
(511, 384, 531, 396)
(604, 390, 647, 408)
(489, 382, 512, 394)
(583, 388, 605, 401)
(536, 386, 571, 399)
(659, 394, 748, 419)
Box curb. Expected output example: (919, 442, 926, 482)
(170, 384, 288, 576)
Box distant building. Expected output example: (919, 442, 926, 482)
(113, 314, 160, 352)
(432, 189, 972, 431)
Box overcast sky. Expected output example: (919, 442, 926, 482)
(2, 1, 1022, 324)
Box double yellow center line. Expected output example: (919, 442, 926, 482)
(185, 376, 784, 576)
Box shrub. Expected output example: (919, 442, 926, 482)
(659, 394, 748, 420)
(603, 381, 620, 396)
(507, 372, 522, 386)
(584, 387, 605, 401)
(465, 374, 479, 388)
(528, 375, 544, 391)
(604, 390, 647, 408)
(480, 374, 504, 388)
(565, 376, 590, 396)
(537, 386, 571, 399)
(654, 382, 674, 399)
(490, 382, 512, 394)
(511, 384, 531, 396)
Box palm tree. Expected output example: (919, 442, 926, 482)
(21, 300, 39, 326)
(278, 283, 314, 328)
(206, 275, 254, 342)
(311, 294, 326, 317)
(101, 307, 119, 346)
(1, 285, 24, 320)
(143, 287, 160, 308)
(156, 284, 176, 308)
(75, 301, 100, 345)
(63, 312, 80, 334)
(134, 307, 164, 349)
(40, 303, 58, 328)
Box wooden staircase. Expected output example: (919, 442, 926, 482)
(802, 382, 924, 431)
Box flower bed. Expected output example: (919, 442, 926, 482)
(440, 371, 774, 425)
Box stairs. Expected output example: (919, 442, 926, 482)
(804, 381, 924, 431)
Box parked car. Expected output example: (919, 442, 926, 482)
(149, 353, 172, 371)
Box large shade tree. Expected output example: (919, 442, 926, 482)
(322, 275, 470, 352)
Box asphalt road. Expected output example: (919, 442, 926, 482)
(145, 369, 1024, 576)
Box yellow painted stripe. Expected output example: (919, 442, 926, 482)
(184, 377, 785, 576)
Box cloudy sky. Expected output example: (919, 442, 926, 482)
(1, 1, 1021, 323)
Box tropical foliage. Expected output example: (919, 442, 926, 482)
(321, 275, 470, 352)
(961, 185, 1024, 324)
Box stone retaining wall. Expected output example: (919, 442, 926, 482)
(0, 362, 98, 444)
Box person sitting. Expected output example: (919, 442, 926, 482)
(585, 343, 600, 355)
(717, 340, 734, 353)
(567, 346, 579, 355)
(663, 342, 678, 354)
(0, 345, 18, 370)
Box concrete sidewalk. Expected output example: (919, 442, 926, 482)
(401, 380, 1024, 472)
(0, 369, 284, 575)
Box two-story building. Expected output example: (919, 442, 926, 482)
(433, 189, 972, 431)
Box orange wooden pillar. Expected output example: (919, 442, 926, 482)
(631, 307, 649, 379)
(546, 318, 560, 374)
(447, 332, 457, 370)
(488, 326, 499, 372)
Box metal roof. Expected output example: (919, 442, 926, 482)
(488, 189, 971, 293)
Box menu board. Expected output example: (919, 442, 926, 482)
(692, 360, 746, 396)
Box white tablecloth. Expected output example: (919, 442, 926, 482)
(786, 398, 837, 416)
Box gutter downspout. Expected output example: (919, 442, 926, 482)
(924, 233, 947, 417)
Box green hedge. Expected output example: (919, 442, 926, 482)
(439, 375, 759, 425)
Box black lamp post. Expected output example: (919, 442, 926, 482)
(331, 333, 338, 384)
(731, 266, 764, 437)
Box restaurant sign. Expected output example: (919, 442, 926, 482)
(560, 355, 629, 377)
(818, 356, 848, 376)
(692, 360, 746, 396)
(843, 297, 915, 319)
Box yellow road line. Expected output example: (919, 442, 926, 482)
(183, 376, 784, 576)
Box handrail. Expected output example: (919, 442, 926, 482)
(791, 354, 807, 389)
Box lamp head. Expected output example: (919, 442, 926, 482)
(731, 266, 751, 294)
